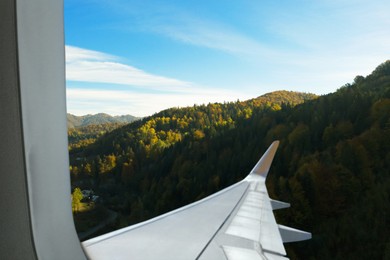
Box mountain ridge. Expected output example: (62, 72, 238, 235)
(67, 113, 140, 128)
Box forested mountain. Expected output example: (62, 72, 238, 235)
(67, 113, 140, 128)
(70, 61, 390, 259)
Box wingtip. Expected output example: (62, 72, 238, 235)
(249, 140, 280, 178)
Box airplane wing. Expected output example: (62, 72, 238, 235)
(83, 141, 311, 260)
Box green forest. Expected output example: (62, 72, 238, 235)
(69, 61, 390, 259)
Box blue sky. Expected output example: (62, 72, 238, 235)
(65, 0, 390, 117)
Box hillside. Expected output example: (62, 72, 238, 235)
(68, 123, 128, 151)
(67, 113, 140, 128)
(69, 90, 316, 160)
(69, 61, 390, 259)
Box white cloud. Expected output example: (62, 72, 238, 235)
(66, 45, 192, 91)
(154, 17, 274, 59)
(104, 2, 278, 60)
(65, 45, 253, 116)
(66, 46, 117, 62)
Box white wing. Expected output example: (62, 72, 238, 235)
(83, 141, 311, 260)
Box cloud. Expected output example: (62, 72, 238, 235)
(65, 45, 253, 116)
(153, 17, 273, 58)
(66, 45, 191, 91)
(102, 2, 277, 59)
(66, 46, 116, 62)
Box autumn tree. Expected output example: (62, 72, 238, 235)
(71, 187, 83, 213)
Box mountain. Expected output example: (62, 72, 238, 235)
(67, 113, 140, 128)
(69, 90, 317, 160)
(69, 61, 390, 259)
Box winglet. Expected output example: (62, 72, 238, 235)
(249, 140, 280, 178)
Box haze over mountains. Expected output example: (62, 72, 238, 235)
(69, 61, 390, 259)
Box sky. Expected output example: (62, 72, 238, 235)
(65, 0, 390, 117)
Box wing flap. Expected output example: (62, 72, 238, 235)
(222, 246, 264, 260)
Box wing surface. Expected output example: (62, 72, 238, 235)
(83, 141, 311, 259)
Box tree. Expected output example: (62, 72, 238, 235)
(72, 187, 83, 213)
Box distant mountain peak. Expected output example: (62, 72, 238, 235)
(67, 113, 140, 128)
